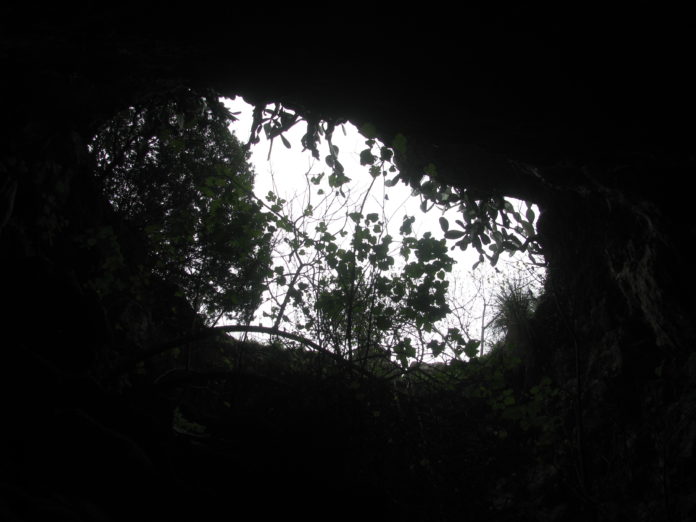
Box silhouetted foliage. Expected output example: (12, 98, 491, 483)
(90, 88, 272, 324)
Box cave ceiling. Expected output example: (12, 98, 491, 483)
(3, 6, 694, 206)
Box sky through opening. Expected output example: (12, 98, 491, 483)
(223, 96, 545, 362)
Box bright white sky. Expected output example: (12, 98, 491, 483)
(223, 96, 544, 358)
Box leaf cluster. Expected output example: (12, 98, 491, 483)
(90, 88, 273, 324)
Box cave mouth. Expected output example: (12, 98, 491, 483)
(87, 88, 546, 369)
(68, 87, 555, 520)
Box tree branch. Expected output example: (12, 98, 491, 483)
(111, 324, 379, 378)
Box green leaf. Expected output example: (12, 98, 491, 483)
(360, 149, 376, 166)
(384, 176, 400, 187)
(455, 238, 469, 250)
(280, 135, 291, 149)
(522, 221, 535, 237)
(375, 315, 392, 329)
(439, 217, 449, 233)
(424, 163, 437, 176)
(400, 216, 414, 236)
(428, 340, 445, 357)
(464, 340, 480, 358)
(526, 208, 536, 222)
(359, 122, 378, 139)
(392, 133, 407, 155)
(444, 230, 465, 239)
(328, 171, 350, 188)
(438, 188, 452, 202)
(348, 212, 362, 223)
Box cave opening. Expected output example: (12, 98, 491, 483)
(73, 86, 555, 518)
(87, 86, 547, 373)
